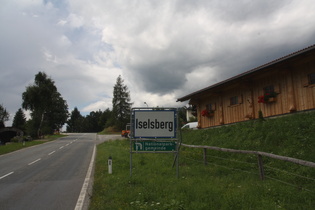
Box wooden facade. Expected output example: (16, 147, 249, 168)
(177, 45, 315, 129)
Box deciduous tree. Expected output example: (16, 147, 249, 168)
(22, 72, 68, 137)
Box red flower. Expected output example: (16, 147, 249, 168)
(258, 95, 265, 103)
(201, 109, 214, 117)
(258, 91, 279, 103)
(201, 109, 209, 116)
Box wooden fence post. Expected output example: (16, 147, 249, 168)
(257, 155, 265, 180)
(203, 148, 207, 165)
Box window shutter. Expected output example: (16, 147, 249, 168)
(274, 84, 281, 93)
(302, 75, 309, 87)
(238, 95, 243, 104)
(212, 103, 216, 111)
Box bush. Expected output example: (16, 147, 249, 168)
(24, 136, 33, 141)
(99, 126, 120, 134)
(10, 136, 23, 143)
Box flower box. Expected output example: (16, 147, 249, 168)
(258, 92, 279, 104)
(267, 97, 276, 103)
(207, 113, 214, 117)
(201, 109, 214, 117)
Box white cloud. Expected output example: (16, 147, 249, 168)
(1, 0, 315, 125)
(82, 100, 111, 113)
(67, 13, 85, 28)
(57, 19, 67, 26)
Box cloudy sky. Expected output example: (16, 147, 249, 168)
(1, 0, 315, 126)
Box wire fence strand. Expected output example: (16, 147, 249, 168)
(180, 146, 315, 193)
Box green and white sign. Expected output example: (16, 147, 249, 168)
(130, 108, 179, 177)
(132, 109, 177, 138)
(134, 141, 176, 151)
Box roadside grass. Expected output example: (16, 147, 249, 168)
(90, 139, 315, 209)
(90, 111, 315, 209)
(44, 134, 67, 141)
(0, 134, 67, 155)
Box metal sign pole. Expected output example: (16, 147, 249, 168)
(130, 110, 134, 177)
(129, 107, 179, 177)
(130, 137, 132, 177)
(176, 108, 180, 178)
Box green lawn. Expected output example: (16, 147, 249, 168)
(0, 134, 67, 155)
(90, 111, 315, 209)
(89, 138, 314, 209)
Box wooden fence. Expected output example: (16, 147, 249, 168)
(180, 143, 315, 180)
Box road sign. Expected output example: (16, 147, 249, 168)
(134, 141, 176, 151)
(132, 109, 177, 138)
(130, 108, 179, 178)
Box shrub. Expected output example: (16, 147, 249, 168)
(10, 136, 23, 143)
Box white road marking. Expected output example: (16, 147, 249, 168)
(74, 146, 96, 210)
(28, 158, 41, 165)
(0, 172, 14, 180)
(48, 151, 56, 155)
(59, 146, 64, 149)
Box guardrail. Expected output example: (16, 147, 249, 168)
(180, 143, 315, 180)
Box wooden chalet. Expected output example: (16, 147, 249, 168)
(177, 45, 315, 129)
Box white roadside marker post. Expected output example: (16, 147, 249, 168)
(108, 156, 112, 174)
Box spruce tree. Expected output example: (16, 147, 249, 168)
(112, 75, 133, 131)
(66, 107, 83, 132)
(0, 104, 9, 128)
(12, 108, 26, 131)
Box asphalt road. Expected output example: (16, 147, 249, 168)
(0, 133, 122, 210)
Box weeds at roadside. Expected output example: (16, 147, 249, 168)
(0, 134, 67, 155)
(90, 134, 315, 209)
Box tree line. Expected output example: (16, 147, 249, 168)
(1, 72, 188, 139)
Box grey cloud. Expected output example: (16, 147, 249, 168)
(1, 0, 315, 124)
(120, 0, 315, 96)
(174, 0, 287, 21)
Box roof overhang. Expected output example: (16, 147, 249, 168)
(177, 44, 315, 102)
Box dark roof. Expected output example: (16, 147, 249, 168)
(177, 44, 315, 102)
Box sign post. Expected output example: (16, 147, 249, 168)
(130, 107, 179, 177)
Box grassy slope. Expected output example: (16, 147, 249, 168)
(90, 111, 315, 210)
(182, 111, 315, 162)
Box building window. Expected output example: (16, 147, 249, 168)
(230, 96, 238, 106)
(263, 85, 275, 94)
(191, 105, 197, 116)
(206, 103, 215, 111)
(230, 95, 243, 106)
(309, 73, 315, 85)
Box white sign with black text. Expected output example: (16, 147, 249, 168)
(133, 109, 177, 138)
